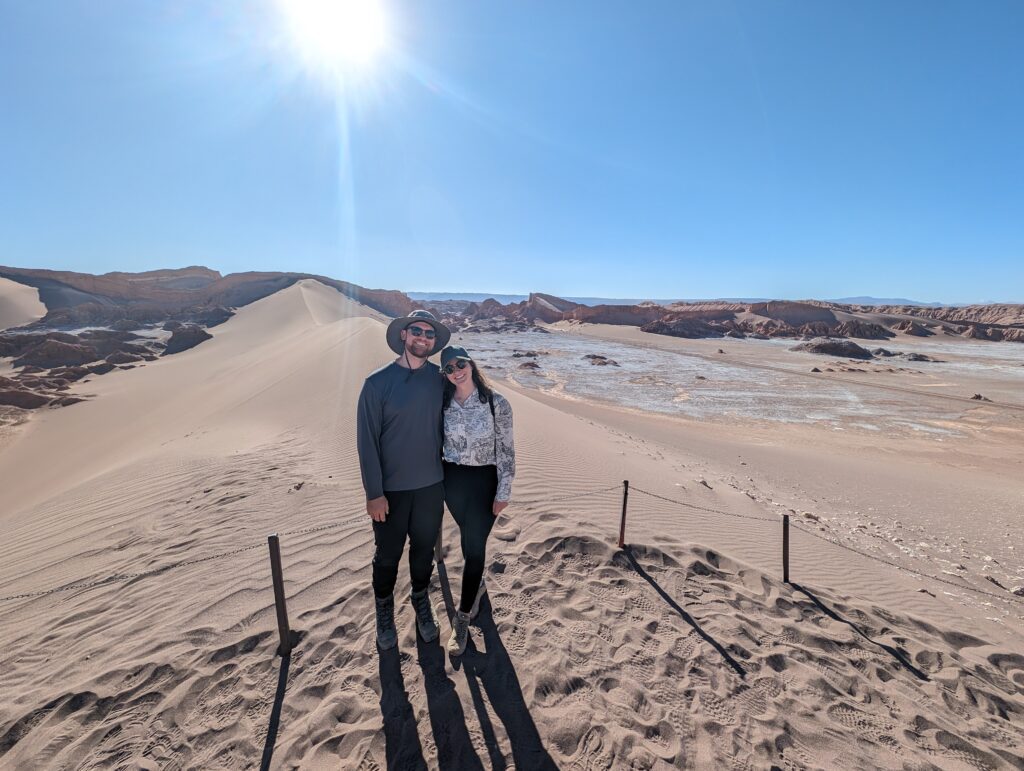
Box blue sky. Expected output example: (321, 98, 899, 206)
(1, 1, 1022, 303)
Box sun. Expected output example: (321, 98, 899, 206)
(278, 0, 388, 79)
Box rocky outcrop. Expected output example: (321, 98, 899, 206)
(0, 389, 51, 409)
(583, 354, 619, 366)
(13, 339, 99, 368)
(89, 362, 116, 375)
(748, 301, 836, 325)
(163, 325, 212, 355)
(790, 338, 874, 359)
(890, 320, 934, 336)
(878, 304, 1024, 327)
(405, 290, 1024, 348)
(641, 318, 725, 338)
(565, 304, 665, 326)
(833, 321, 894, 340)
(48, 366, 91, 381)
(106, 351, 144, 365)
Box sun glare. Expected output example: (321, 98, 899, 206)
(279, 0, 388, 78)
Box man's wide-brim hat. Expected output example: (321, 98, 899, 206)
(385, 309, 451, 356)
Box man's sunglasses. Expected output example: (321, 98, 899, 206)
(443, 360, 470, 375)
(406, 325, 436, 339)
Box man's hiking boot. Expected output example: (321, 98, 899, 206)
(469, 577, 486, 621)
(410, 588, 440, 642)
(447, 610, 471, 656)
(375, 594, 398, 650)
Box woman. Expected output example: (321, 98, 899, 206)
(439, 345, 515, 656)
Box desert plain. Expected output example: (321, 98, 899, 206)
(1, 275, 1023, 770)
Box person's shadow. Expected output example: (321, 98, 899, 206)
(378, 646, 429, 770)
(437, 562, 559, 771)
(415, 621, 486, 770)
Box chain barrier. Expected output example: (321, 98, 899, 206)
(785, 519, 1021, 604)
(539, 484, 623, 504)
(0, 514, 373, 604)
(0, 486, 621, 604)
(0, 542, 266, 603)
(629, 486, 778, 523)
(4, 482, 1019, 607)
(629, 484, 1023, 606)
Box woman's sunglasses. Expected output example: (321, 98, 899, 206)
(406, 325, 436, 339)
(443, 360, 470, 375)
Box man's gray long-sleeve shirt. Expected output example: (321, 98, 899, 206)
(357, 361, 444, 500)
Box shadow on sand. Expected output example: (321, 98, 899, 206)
(415, 626, 486, 770)
(259, 630, 302, 771)
(789, 582, 930, 682)
(622, 546, 747, 679)
(437, 561, 558, 771)
(378, 645, 430, 770)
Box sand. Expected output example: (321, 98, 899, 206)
(0, 277, 46, 331)
(1, 280, 1023, 769)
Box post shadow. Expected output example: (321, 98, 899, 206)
(437, 562, 558, 770)
(377, 646, 429, 770)
(622, 546, 747, 679)
(260, 630, 301, 771)
(789, 582, 929, 682)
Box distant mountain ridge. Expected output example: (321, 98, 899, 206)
(410, 292, 956, 308)
(0, 265, 413, 326)
(4, 266, 1022, 344)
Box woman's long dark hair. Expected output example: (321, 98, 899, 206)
(442, 360, 494, 410)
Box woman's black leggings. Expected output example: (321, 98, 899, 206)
(443, 462, 498, 613)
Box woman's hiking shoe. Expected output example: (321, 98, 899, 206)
(447, 610, 471, 656)
(469, 578, 486, 621)
(410, 589, 440, 642)
(375, 594, 398, 650)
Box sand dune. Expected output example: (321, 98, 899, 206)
(1, 279, 1023, 769)
(0, 277, 46, 331)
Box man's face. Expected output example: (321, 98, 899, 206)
(401, 322, 435, 358)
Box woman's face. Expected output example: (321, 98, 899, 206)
(444, 358, 472, 387)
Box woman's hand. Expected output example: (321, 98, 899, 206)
(493, 499, 509, 517)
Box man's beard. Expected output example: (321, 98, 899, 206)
(406, 340, 430, 358)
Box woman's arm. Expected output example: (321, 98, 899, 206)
(493, 393, 515, 502)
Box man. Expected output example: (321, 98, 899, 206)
(357, 309, 451, 650)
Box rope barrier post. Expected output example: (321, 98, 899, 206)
(783, 515, 790, 583)
(267, 534, 293, 657)
(618, 480, 630, 548)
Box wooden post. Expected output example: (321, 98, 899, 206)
(618, 480, 630, 548)
(782, 515, 790, 583)
(267, 534, 293, 657)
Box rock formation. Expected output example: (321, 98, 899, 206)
(163, 325, 213, 355)
(790, 338, 875, 359)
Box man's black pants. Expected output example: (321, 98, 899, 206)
(371, 481, 445, 599)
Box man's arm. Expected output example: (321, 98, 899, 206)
(356, 379, 389, 520)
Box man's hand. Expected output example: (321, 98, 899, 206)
(492, 499, 509, 517)
(367, 495, 389, 522)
